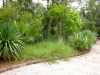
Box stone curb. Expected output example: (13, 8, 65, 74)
(0, 50, 90, 74)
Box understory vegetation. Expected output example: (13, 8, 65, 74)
(20, 41, 78, 61)
(0, 0, 99, 61)
(68, 30, 97, 50)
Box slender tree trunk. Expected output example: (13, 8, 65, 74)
(47, 0, 50, 10)
(51, 0, 55, 5)
(58, 18, 62, 38)
(47, 19, 52, 39)
(3, 0, 5, 7)
(6, 0, 10, 7)
(47, 0, 49, 6)
(47, 0, 53, 39)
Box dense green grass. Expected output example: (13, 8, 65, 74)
(20, 41, 78, 61)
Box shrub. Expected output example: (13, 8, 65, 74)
(95, 27, 100, 37)
(82, 20, 96, 32)
(0, 6, 18, 24)
(67, 30, 97, 50)
(0, 23, 23, 60)
(62, 10, 82, 36)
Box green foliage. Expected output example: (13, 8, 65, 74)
(20, 41, 78, 61)
(47, 4, 70, 38)
(0, 0, 97, 62)
(48, 4, 69, 19)
(0, 7, 17, 24)
(95, 27, 100, 37)
(13, 11, 43, 43)
(32, 3, 46, 16)
(0, 1, 22, 24)
(62, 10, 82, 35)
(0, 23, 23, 60)
(80, 0, 100, 26)
(18, 11, 33, 22)
(25, 18, 43, 43)
(67, 30, 97, 50)
(82, 20, 96, 32)
(46, 5, 82, 38)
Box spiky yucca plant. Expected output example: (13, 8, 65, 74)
(0, 23, 23, 60)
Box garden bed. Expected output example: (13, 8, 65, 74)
(0, 49, 90, 70)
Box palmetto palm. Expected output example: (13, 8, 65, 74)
(0, 23, 23, 60)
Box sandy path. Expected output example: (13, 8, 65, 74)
(0, 42, 100, 75)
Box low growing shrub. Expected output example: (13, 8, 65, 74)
(82, 20, 96, 32)
(67, 30, 97, 50)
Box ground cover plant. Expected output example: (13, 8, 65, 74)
(20, 40, 78, 61)
(67, 30, 97, 50)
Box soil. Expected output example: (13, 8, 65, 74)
(0, 60, 24, 69)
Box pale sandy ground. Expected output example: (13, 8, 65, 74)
(0, 42, 100, 75)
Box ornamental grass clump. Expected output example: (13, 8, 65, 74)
(20, 41, 77, 61)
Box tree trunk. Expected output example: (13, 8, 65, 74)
(47, 19, 52, 39)
(47, 0, 50, 9)
(6, 0, 9, 7)
(47, 0, 49, 5)
(58, 18, 62, 38)
(3, 0, 5, 7)
(47, 0, 53, 39)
